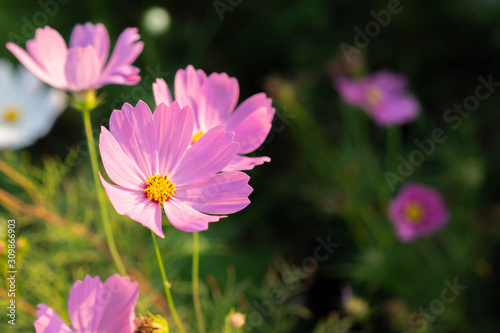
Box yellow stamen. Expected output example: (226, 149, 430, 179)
(3, 107, 21, 123)
(366, 88, 383, 106)
(404, 202, 424, 224)
(191, 131, 204, 144)
(144, 174, 175, 203)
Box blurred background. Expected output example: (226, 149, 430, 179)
(1, 0, 500, 332)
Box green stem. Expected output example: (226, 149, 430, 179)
(193, 232, 206, 333)
(385, 127, 401, 168)
(151, 231, 187, 333)
(81, 107, 126, 276)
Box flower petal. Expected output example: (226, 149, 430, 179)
(222, 155, 271, 172)
(227, 105, 275, 154)
(334, 76, 366, 109)
(226, 93, 272, 127)
(95, 274, 139, 333)
(175, 171, 252, 214)
(64, 45, 101, 91)
(198, 72, 239, 129)
(100, 174, 164, 238)
(369, 70, 408, 92)
(69, 22, 110, 67)
(371, 95, 420, 127)
(99, 126, 145, 190)
(174, 65, 207, 128)
(99, 27, 143, 86)
(109, 101, 158, 176)
(164, 197, 222, 232)
(34, 304, 73, 333)
(5, 42, 55, 87)
(153, 102, 194, 175)
(153, 78, 173, 106)
(29, 26, 68, 88)
(171, 125, 238, 186)
(68, 275, 103, 332)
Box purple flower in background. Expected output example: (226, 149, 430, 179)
(334, 70, 420, 127)
(34, 274, 139, 333)
(388, 182, 450, 242)
(6, 22, 144, 92)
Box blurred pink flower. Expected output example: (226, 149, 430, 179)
(99, 100, 252, 238)
(152, 65, 275, 171)
(334, 70, 420, 127)
(388, 182, 450, 242)
(34, 274, 138, 333)
(6, 22, 143, 92)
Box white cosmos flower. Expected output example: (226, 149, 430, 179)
(0, 59, 66, 150)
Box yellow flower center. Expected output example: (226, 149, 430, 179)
(144, 174, 175, 203)
(191, 131, 204, 144)
(404, 202, 424, 224)
(3, 107, 21, 123)
(366, 88, 383, 106)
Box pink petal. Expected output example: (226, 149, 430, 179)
(164, 197, 222, 232)
(99, 126, 145, 190)
(198, 72, 239, 129)
(227, 105, 275, 154)
(170, 125, 239, 186)
(69, 22, 110, 67)
(226, 93, 272, 128)
(371, 95, 420, 127)
(222, 155, 271, 172)
(174, 65, 207, 128)
(334, 76, 366, 108)
(68, 275, 103, 332)
(34, 304, 73, 333)
(99, 27, 143, 86)
(153, 102, 194, 175)
(64, 45, 101, 91)
(6, 42, 55, 87)
(95, 274, 139, 333)
(153, 78, 173, 106)
(100, 174, 164, 238)
(369, 70, 408, 92)
(175, 171, 252, 214)
(30, 26, 68, 88)
(109, 101, 158, 176)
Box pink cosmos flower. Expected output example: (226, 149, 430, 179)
(152, 65, 275, 171)
(334, 70, 420, 127)
(6, 22, 144, 92)
(388, 182, 450, 242)
(99, 100, 252, 238)
(34, 274, 139, 333)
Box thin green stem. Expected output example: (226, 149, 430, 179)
(385, 127, 401, 168)
(81, 108, 126, 276)
(193, 232, 205, 333)
(151, 231, 187, 333)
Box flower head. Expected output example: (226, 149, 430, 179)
(99, 100, 252, 238)
(334, 70, 420, 127)
(388, 182, 450, 242)
(34, 274, 139, 333)
(6, 22, 144, 92)
(0, 59, 66, 150)
(152, 65, 275, 171)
